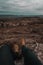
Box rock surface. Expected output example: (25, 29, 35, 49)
(0, 17, 43, 64)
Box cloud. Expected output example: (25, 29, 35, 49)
(0, 0, 43, 15)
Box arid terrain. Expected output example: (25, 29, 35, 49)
(0, 16, 43, 64)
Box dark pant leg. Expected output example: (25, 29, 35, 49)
(22, 46, 42, 65)
(0, 44, 14, 65)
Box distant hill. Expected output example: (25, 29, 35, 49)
(0, 15, 43, 18)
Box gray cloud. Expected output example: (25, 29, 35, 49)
(0, 0, 43, 15)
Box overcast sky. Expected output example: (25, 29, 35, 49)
(0, 0, 43, 15)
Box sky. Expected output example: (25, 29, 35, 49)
(0, 0, 43, 15)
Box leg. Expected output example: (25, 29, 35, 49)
(0, 44, 14, 65)
(22, 46, 42, 65)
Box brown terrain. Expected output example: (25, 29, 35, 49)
(0, 17, 43, 64)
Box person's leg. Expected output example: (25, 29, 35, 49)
(22, 46, 42, 65)
(0, 44, 14, 65)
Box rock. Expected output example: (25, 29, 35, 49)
(0, 17, 43, 63)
